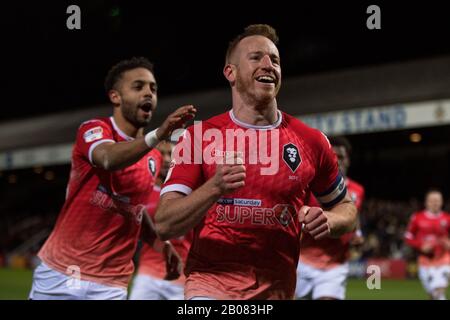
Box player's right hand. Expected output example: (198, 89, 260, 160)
(157, 105, 197, 140)
(210, 155, 246, 195)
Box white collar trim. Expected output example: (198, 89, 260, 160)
(110, 116, 134, 141)
(425, 210, 442, 219)
(229, 109, 282, 130)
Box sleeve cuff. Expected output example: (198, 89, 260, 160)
(160, 184, 193, 196)
(88, 139, 115, 165)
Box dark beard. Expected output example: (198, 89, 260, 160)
(121, 103, 150, 128)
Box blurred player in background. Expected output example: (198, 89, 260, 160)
(29, 57, 196, 300)
(405, 189, 450, 300)
(154, 24, 357, 300)
(129, 140, 192, 300)
(295, 136, 365, 300)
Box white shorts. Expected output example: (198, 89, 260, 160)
(295, 261, 349, 300)
(29, 262, 127, 300)
(129, 274, 184, 300)
(418, 265, 450, 294)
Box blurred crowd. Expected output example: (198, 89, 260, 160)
(1, 198, 450, 269)
(0, 211, 55, 269)
(357, 198, 450, 261)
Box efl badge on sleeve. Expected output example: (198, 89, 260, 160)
(83, 127, 103, 143)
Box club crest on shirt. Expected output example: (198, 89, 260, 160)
(283, 143, 301, 172)
(148, 157, 156, 176)
(274, 204, 297, 227)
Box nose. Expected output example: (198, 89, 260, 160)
(261, 55, 275, 70)
(143, 84, 154, 98)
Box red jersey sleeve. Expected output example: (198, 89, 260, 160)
(76, 119, 115, 165)
(348, 180, 365, 211)
(161, 125, 204, 196)
(404, 213, 422, 250)
(309, 131, 347, 208)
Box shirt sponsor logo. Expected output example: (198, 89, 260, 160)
(216, 203, 297, 227)
(217, 198, 262, 207)
(90, 185, 144, 225)
(83, 126, 103, 143)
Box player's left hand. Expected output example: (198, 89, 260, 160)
(157, 105, 197, 141)
(163, 241, 183, 281)
(298, 206, 331, 240)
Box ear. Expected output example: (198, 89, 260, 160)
(223, 64, 236, 83)
(108, 89, 121, 105)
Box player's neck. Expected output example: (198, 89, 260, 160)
(112, 112, 139, 138)
(425, 209, 442, 217)
(231, 98, 279, 127)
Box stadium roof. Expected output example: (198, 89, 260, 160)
(1, 2, 450, 122)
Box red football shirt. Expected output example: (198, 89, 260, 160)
(137, 186, 192, 285)
(161, 110, 346, 299)
(405, 210, 450, 267)
(299, 178, 365, 269)
(39, 117, 162, 288)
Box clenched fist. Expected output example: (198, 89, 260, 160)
(299, 206, 331, 240)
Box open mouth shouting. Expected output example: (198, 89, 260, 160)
(139, 100, 153, 116)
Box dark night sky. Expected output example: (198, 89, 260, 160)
(1, 1, 450, 122)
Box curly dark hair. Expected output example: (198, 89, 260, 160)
(104, 57, 154, 93)
(225, 24, 279, 64)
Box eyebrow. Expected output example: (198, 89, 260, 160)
(132, 79, 157, 87)
(248, 51, 280, 60)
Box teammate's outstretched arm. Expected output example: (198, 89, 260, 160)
(91, 105, 196, 171)
(299, 192, 357, 240)
(155, 160, 246, 241)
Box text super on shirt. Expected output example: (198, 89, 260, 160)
(39, 117, 162, 288)
(161, 110, 347, 300)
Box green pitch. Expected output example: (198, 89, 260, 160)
(0, 268, 33, 300)
(346, 277, 433, 300)
(0, 268, 449, 300)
